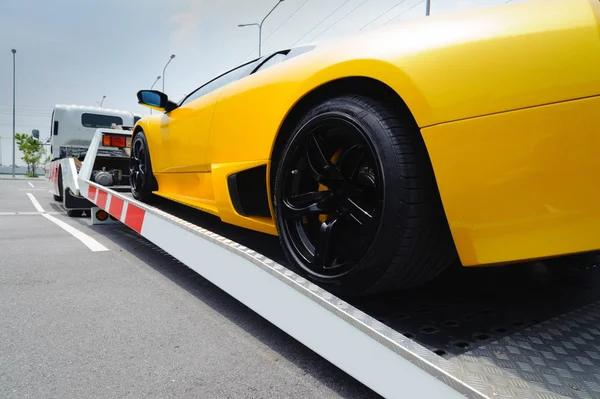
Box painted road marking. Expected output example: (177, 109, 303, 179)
(28, 182, 34, 188)
(25, 192, 109, 252)
(0, 211, 61, 216)
(41, 214, 109, 252)
(26, 193, 45, 212)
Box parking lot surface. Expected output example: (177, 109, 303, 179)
(0, 177, 379, 399)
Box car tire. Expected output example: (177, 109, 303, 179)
(130, 131, 158, 202)
(272, 95, 457, 297)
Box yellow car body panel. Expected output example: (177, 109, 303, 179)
(422, 95, 600, 266)
(211, 160, 277, 235)
(158, 89, 220, 174)
(134, 0, 600, 268)
(154, 171, 219, 216)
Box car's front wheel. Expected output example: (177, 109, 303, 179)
(272, 95, 457, 296)
(130, 131, 158, 202)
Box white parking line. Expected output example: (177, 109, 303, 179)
(41, 213, 109, 252)
(0, 211, 61, 216)
(28, 182, 34, 188)
(26, 193, 45, 212)
(25, 192, 109, 252)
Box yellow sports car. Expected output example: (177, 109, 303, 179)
(131, 0, 600, 296)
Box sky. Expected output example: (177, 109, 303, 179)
(0, 0, 520, 166)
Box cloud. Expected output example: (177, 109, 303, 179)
(169, 0, 219, 54)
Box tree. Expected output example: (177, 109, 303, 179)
(41, 154, 51, 169)
(15, 133, 46, 177)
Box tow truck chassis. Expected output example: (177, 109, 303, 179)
(47, 128, 600, 399)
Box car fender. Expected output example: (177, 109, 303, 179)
(132, 115, 165, 173)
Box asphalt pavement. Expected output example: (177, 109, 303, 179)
(0, 177, 380, 399)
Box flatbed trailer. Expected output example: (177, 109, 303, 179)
(51, 129, 600, 399)
(47, 127, 133, 216)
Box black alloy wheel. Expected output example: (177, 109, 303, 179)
(130, 136, 146, 192)
(130, 131, 157, 202)
(278, 113, 383, 280)
(273, 95, 457, 296)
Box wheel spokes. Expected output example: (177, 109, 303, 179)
(338, 145, 365, 181)
(135, 172, 143, 190)
(282, 190, 336, 219)
(132, 141, 141, 160)
(305, 135, 342, 187)
(130, 140, 147, 191)
(346, 197, 374, 227)
(312, 217, 339, 269)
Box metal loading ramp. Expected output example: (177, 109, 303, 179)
(148, 192, 600, 399)
(78, 178, 600, 399)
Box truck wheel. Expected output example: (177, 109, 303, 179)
(130, 131, 158, 202)
(66, 209, 83, 217)
(272, 95, 457, 297)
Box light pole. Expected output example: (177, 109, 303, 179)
(150, 76, 161, 114)
(425, 0, 431, 15)
(98, 95, 106, 107)
(151, 75, 161, 89)
(162, 54, 175, 93)
(11, 49, 16, 178)
(238, 0, 285, 57)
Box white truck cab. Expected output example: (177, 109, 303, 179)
(47, 104, 140, 215)
(49, 104, 140, 161)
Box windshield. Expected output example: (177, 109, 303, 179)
(81, 113, 124, 128)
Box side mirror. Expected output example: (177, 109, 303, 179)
(136, 90, 177, 112)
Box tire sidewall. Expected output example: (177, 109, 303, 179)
(130, 131, 154, 200)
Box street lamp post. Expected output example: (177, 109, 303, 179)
(11, 49, 16, 178)
(162, 55, 175, 93)
(238, 0, 285, 57)
(99, 95, 106, 107)
(150, 76, 161, 114)
(151, 75, 161, 90)
(425, 0, 431, 15)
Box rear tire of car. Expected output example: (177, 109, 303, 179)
(272, 95, 457, 297)
(130, 131, 158, 203)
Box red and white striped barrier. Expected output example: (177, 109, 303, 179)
(83, 183, 145, 234)
(47, 160, 62, 196)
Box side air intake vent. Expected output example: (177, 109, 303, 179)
(227, 165, 271, 218)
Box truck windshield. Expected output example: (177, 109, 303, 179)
(81, 113, 124, 128)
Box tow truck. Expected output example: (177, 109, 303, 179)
(48, 127, 600, 399)
(47, 104, 139, 216)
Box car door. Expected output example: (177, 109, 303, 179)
(158, 89, 220, 173)
(160, 59, 264, 173)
